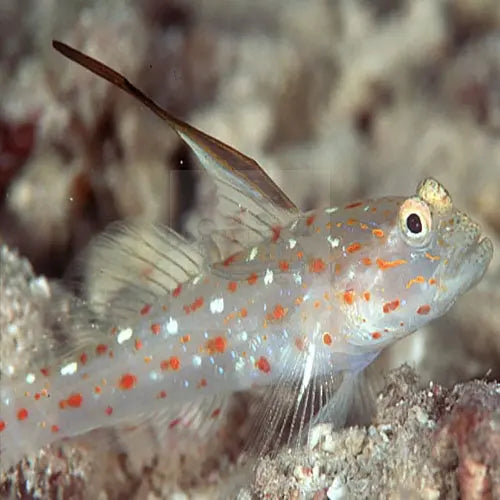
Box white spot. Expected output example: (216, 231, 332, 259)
(264, 268, 274, 285)
(7, 365, 14, 375)
(60, 361, 78, 376)
(210, 297, 224, 314)
(248, 246, 258, 261)
(293, 272, 302, 285)
(288, 238, 297, 249)
(240, 331, 248, 342)
(166, 317, 178, 334)
(25, 373, 36, 384)
(149, 371, 160, 381)
(325, 206, 339, 214)
(327, 235, 340, 249)
(193, 275, 202, 285)
(117, 327, 133, 344)
(235, 357, 245, 372)
(192, 355, 202, 367)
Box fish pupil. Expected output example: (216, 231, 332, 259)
(406, 213, 422, 234)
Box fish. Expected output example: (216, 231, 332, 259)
(0, 41, 493, 471)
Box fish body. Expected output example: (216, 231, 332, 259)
(0, 43, 493, 469)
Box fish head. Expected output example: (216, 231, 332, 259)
(339, 177, 493, 349)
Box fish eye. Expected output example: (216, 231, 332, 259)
(399, 197, 432, 247)
(406, 213, 422, 234)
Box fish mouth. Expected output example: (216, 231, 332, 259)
(445, 232, 493, 290)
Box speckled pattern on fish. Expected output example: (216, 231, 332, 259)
(0, 42, 493, 470)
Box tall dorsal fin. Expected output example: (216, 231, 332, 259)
(52, 41, 299, 216)
(52, 40, 300, 261)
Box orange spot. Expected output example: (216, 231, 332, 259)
(425, 252, 440, 261)
(144, 356, 152, 364)
(376, 258, 407, 270)
(372, 229, 384, 239)
(135, 339, 143, 350)
(198, 378, 207, 388)
(314, 300, 321, 309)
(345, 201, 363, 209)
(363, 291, 371, 302)
(191, 297, 204, 311)
(417, 304, 431, 315)
(247, 272, 258, 285)
(309, 258, 326, 273)
(157, 390, 167, 399)
(40, 367, 50, 377)
(180, 334, 191, 344)
(172, 284, 182, 297)
(383, 300, 400, 313)
(105, 406, 113, 416)
(96, 344, 108, 355)
(272, 226, 281, 241)
(223, 254, 237, 267)
(162, 356, 180, 371)
(429, 278, 437, 285)
(34, 393, 41, 401)
(343, 289, 355, 305)
(79, 353, 88, 365)
(295, 336, 305, 351)
(67, 393, 83, 408)
(118, 373, 137, 390)
(256, 356, 271, 374)
(306, 215, 316, 226)
(360, 223, 368, 230)
(347, 242, 361, 253)
(371, 332, 382, 340)
(211, 408, 221, 418)
(272, 304, 287, 320)
(58, 394, 82, 410)
(347, 218, 357, 226)
(140, 304, 151, 316)
(206, 336, 227, 354)
(183, 305, 191, 315)
(0, 420, 5, 432)
(297, 251, 304, 260)
(362, 257, 372, 266)
(51, 424, 59, 433)
(228, 281, 238, 292)
(406, 275, 425, 288)
(94, 385, 101, 394)
(151, 323, 161, 335)
(323, 332, 332, 346)
(239, 307, 248, 318)
(279, 260, 290, 271)
(169, 418, 181, 429)
(17, 408, 28, 421)
(335, 263, 341, 275)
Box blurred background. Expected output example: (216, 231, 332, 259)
(0, 0, 499, 496)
